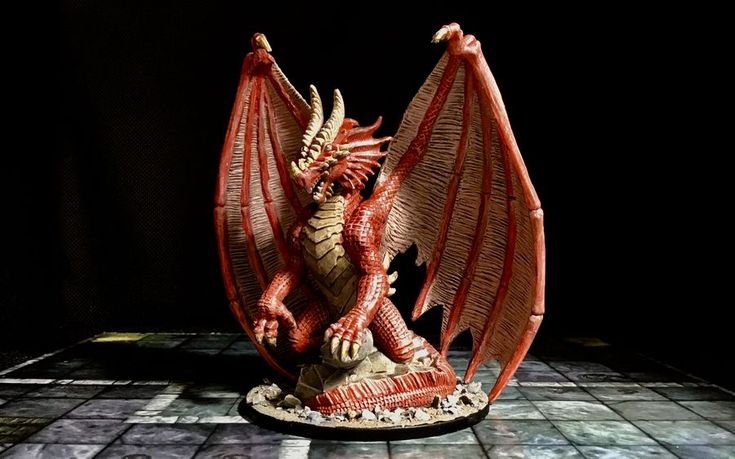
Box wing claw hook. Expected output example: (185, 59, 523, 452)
(431, 23, 462, 44)
(252, 33, 272, 52)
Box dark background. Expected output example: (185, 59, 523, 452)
(3, 3, 731, 386)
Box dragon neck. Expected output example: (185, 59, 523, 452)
(315, 191, 362, 219)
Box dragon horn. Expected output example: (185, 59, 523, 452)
(300, 85, 324, 157)
(315, 89, 345, 146)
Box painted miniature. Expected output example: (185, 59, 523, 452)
(214, 23, 544, 431)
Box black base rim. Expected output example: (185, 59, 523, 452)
(238, 400, 489, 441)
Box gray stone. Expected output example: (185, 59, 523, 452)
(262, 383, 282, 401)
(280, 394, 301, 408)
(306, 411, 323, 423)
(432, 395, 441, 408)
(414, 409, 431, 422)
(360, 409, 377, 421)
(249, 392, 265, 405)
(467, 381, 482, 394)
(368, 352, 397, 374)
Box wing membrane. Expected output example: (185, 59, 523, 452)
(379, 28, 545, 400)
(215, 49, 310, 379)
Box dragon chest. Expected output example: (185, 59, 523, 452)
(300, 195, 358, 316)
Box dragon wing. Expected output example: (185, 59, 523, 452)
(378, 24, 545, 401)
(214, 35, 311, 380)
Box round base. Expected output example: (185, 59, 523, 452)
(238, 399, 489, 441)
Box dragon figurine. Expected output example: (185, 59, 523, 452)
(214, 23, 545, 415)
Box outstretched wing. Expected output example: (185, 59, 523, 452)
(378, 24, 545, 401)
(214, 35, 310, 379)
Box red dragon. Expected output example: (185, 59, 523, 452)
(214, 23, 545, 414)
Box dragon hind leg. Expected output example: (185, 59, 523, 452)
(304, 298, 457, 414)
(305, 336, 456, 414)
(370, 297, 416, 363)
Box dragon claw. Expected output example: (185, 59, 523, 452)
(350, 343, 360, 360)
(266, 336, 277, 348)
(340, 340, 351, 362)
(431, 27, 449, 43)
(330, 336, 340, 354)
(253, 33, 272, 52)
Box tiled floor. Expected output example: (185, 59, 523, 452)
(0, 333, 733, 458)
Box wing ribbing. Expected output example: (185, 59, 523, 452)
(215, 46, 312, 380)
(379, 25, 545, 401)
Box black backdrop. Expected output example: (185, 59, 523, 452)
(3, 2, 732, 387)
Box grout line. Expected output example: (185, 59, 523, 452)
(124, 382, 187, 423)
(469, 422, 491, 459)
(190, 419, 219, 457)
(91, 415, 135, 458)
(670, 399, 710, 421)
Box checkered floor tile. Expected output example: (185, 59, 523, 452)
(0, 333, 732, 458)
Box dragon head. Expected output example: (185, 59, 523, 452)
(290, 86, 391, 204)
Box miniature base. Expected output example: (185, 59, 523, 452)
(239, 382, 489, 441)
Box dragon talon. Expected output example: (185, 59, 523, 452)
(266, 336, 277, 348)
(340, 340, 350, 362)
(253, 33, 272, 52)
(388, 287, 396, 296)
(431, 27, 449, 43)
(382, 253, 391, 270)
(350, 343, 360, 359)
(387, 271, 398, 284)
(330, 336, 340, 355)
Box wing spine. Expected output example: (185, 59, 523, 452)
(263, 88, 307, 218)
(214, 52, 294, 379)
(257, 91, 289, 261)
(439, 75, 498, 356)
(239, 78, 269, 289)
(414, 71, 474, 321)
(464, 137, 517, 379)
